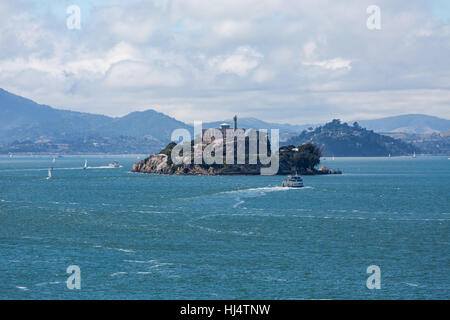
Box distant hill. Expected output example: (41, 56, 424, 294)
(0, 88, 191, 154)
(284, 119, 419, 156)
(94, 110, 192, 143)
(384, 131, 450, 155)
(0, 88, 111, 144)
(357, 114, 450, 134)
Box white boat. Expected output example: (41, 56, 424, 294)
(52, 157, 56, 163)
(108, 161, 121, 168)
(413, 152, 416, 158)
(46, 169, 52, 180)
(282, 174, 304, 188)
(83, 160, 88, 169)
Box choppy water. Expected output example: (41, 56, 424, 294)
(0, 155, 448, 299)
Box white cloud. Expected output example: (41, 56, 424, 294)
(105, 60, 184, 88)
(303, 42, 317, 58)
(303, 58, 352, 70)
(209, 46, 263, 77)
(0, 0, 449, 123)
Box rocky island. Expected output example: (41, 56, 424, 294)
(132, 141, 342, 176)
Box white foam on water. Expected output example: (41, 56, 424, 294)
(111, 272, 127, 277)
(265, 276, 288, 282)
(16, 286, 29, 291)
(150, 263, 174, 268)
(182, 185, 310, 202)
(89, 166, 116, 169)
(113, 248, 135, 253)
(124, 259, 156, 264)
(404, 282, 419, 287)
(187, 221, 255, 237)
(136, 272, 152, 275)
(218, 185, 314, 198)
(35, 281, 60, 286)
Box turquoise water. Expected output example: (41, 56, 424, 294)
(0, 155, 448, 299)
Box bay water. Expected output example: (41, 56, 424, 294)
(0, 155, 448, 299)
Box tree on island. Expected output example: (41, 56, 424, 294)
(279, 143, 322, 173)
(293, 143, 322, 170)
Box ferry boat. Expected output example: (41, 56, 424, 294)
(282, 174, 304, 188)
(108, 161, 121, 168)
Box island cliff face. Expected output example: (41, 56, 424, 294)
(132, 154, 220, 175)
(132, 154, 172, 174)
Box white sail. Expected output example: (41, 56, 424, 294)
(84, 160, 88, 169)
(46, 169, 52, 180)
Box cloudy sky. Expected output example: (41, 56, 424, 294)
(1, 0, 449, 124)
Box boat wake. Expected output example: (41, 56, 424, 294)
(219, 185, 314, 196)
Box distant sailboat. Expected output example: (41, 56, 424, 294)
(388, 153, 391, 158)
(83, 160, 88, 170)
(413, 152, 416, 158)
(46, 169, 52, 180)
(8, 153, 13, 158)
(332, 155, 335, 161)
(52, 157, 56, 163)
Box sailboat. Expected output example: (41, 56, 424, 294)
(413, 152, 416, 158)
(52, 157, 56, 163)
(83, 160, 88, 170)
(46, 169, 52, 180)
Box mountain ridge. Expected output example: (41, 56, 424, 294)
(0, 88, 190, 153)
(1, 88, 448, 154)
(356, 114, 450, 134)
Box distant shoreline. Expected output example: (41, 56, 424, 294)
(1, 153, 448, 157)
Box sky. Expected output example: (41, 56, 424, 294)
(0, 0, 449, 124)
